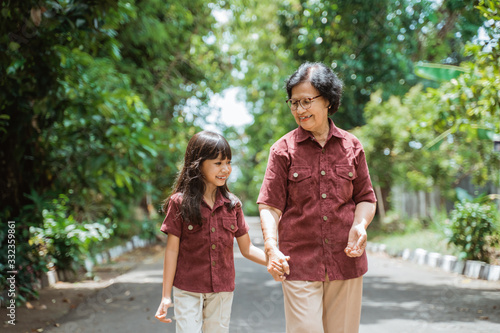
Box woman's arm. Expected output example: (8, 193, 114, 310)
(259, 204, 290, 280)
(155, 234, 180, 323)
(345, 201, 376, 257)
(236, 233, 267, 265)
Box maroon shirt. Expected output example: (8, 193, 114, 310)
(160, 190, 249, 293)
(257, 119, 376, 281)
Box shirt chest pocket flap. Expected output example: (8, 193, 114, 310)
(185, 223, 202, 234)
(222, 217, 238, 234)
(335, 165, 357, 180)
(288, 166, 312, 182)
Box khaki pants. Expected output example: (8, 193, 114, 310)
(173, 287, 234, 333)
(282, 275, 363, 333)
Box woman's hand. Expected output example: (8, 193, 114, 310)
(155, 297, 173, 323)
(266, 247, 290, 281)
(344, 223, 367, 257)
(345, 202, 375, 257)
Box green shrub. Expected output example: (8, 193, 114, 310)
(447, 200, 499, 262)
(30, 194, 114, 272)
(377, 210, 423, 234)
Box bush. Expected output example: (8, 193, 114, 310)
(447, 200, 499, 262)
(29, 194, 114, 272)
(377, 210, 423, 234)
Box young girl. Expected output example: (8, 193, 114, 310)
(155, 130, 285, 333)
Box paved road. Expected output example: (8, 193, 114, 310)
(45, 218, 500, 333)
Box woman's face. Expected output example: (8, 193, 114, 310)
(290, 81, 329, 135)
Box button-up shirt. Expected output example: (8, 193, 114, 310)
(160, 190, 249, 293)
(257, 119, 376, 281)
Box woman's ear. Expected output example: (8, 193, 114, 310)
(322, 96, 331, 109)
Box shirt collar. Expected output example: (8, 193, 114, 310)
(203, 188, 230, 210)
(296, 118, 345, 143)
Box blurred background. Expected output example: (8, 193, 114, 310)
(1, 0, 499, 306)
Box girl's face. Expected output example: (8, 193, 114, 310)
(200, 154, 232, 191)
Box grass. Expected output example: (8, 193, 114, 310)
(370, 229, 460, 257)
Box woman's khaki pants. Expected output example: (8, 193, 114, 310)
(281, 275, 363, 333)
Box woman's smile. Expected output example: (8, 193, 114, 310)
(290, 81, 329, 137)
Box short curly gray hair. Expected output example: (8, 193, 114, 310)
(285, 62, 344, 115)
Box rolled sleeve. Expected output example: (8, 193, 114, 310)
(160, 194, 183, 238)
(256, 145, 289, 212)
(352, 147, 377, 204)
(234, 205, 250, 238)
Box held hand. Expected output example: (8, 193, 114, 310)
(155, 297, 173, 323)
(267, 248, 290, 281)
(344, 223, 367, 258)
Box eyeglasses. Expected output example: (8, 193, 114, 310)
(286, 95, 322, 111)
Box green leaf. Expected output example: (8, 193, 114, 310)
(114, 173, 124, 188)
(8, 41, 20, 52)
(477, 128, 494, 140)
(414, 63, 468, 82)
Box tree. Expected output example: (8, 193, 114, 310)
(226, 0, 484, 213)
(352, 0, 500, 214)
(0, 0, 233, 303)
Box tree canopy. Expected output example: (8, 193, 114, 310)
(1, 0, 499, 303)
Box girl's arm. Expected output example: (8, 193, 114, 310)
(155, 234, 180, 323)
(236, 233, 267, 266)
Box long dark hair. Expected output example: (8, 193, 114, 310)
(162, 131, 239, 225)
(285, 62, 344, 115)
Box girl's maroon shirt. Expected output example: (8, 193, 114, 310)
(257, 119, 377, 281)
(161, 191, 249, 293)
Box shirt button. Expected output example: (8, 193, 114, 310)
(211, 227, 216, 232)
(321, 170, 326, 176)
(325, 238, 329, 244)
(323, 216, 328, 221)
(212, 244, 216, 250)
(322, 149, 325, 154)
(211, 212, 215, 217)
(212, 261, 216, 266)
(188, 225, 193, 230)
(348, 172, 353, 178)
(293, 172, 298, 178)
(230, 225, 235, 230)
(321, 193, 327, 199)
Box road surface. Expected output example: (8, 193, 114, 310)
(41, 217, 500, 333)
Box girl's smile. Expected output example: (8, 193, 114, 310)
(200, 154, 232, 192)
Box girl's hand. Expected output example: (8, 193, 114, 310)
(266, 248, 290, 281)
(270, 257, 290, 280)
(155, 297, 173, 323)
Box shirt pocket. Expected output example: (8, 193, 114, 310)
(181, 223, 203, 245)
(221, 217, 238, 247)
(287, 166, 312, 202)
(334, 165, 357, 202)
(184, 223, 202, 234)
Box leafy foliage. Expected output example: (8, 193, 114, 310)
(30, 194, 113, 270)
(228, 0, 485, 213)
(0, 0, 231, 303)
(353, 0, 500, 215)
(447, 199, 499, 262)
(1, 0, 500, 304)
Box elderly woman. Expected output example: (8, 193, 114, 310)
(257, 62, 377, 333)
